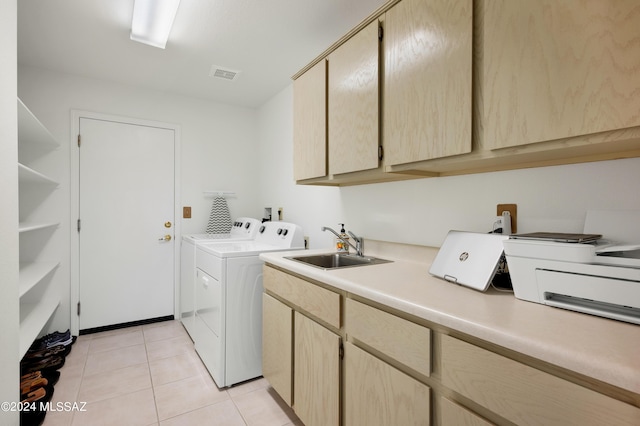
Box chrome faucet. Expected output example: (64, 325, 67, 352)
(321, 226, 365, 257)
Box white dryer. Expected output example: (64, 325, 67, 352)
(193, 221, 304, 388)
(180, 217, 260, 338)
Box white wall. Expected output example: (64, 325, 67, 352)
(16, 66, 640, 336)
(258, 84, 640, 249)
(1, 0, 20, 419)
(18, 65, 262, 332)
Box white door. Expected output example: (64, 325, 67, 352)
(78, 117, 175, 330)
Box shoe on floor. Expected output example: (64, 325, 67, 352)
(20, 355, 65, 375)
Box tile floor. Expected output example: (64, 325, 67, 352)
(42, 320, 303, 426)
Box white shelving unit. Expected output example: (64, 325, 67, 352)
(18, 98, 61, 358)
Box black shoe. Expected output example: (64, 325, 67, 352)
(20, 384, 54, 426)
(20, 355, 65, 375)
(30, 330, 71, 351)
(23, 344, 70, 360)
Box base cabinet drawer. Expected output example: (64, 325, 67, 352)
(264, 266, 341, 328)
(346, 298, 431, 377)
(441, 335, 640, 425)
(345, 342, 430, 426)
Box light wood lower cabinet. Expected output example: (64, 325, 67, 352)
(344, 342, 430, 426)
(441, 334, 640, 425)
(262, 293, 292, 406)
(263, 265, 640, 426)
(262, 266, 342, 426)
(294, 312, 341, 426)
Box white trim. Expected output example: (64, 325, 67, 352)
(70, 110, 181, 335)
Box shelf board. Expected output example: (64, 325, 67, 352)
(18, 163, 59, 186)
(19, 297, 60, 358)
(19, 262, 60, 298)
(18, 222, 59, 233)
(18, 98, 59, 150)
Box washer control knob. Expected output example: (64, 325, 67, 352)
(277, 228, 283, 235)
(283, 229, 289, 236)
(259, 226, 266, 233)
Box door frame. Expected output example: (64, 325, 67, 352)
(70, 110, 181, 335)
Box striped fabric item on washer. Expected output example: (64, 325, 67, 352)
(206, 196, 232, 234)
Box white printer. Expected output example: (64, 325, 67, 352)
(504, 210, 640, 325)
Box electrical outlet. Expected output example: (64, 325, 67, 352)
(497, 204, 517, 233)
(183, 206, 192, 219)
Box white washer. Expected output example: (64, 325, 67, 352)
(193, 221, 304, 388)
(180, 217, 260, 338)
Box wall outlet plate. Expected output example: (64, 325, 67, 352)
(497, 204, 517, 233)
(183, 206, 192, 219)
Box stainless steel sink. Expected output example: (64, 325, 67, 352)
(285, 253, 392, 270)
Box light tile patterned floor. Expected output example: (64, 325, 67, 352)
(42, 320, 303, 426)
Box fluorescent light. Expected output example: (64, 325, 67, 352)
(130, 0, 181, 49)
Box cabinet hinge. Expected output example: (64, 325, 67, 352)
(378, 26, 383, 41)
(77, 301, 81, 316)
(77, 134, 81, 147)
(77, 218, 81, 232)
(378, 145, 384, 161)
(339, 342, 344, 360)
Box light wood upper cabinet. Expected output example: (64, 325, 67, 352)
(384, 0, 472, 166)
(482, 0, 640, 150)
(293, 60, 327, 181)
(328, 20, 380, 176)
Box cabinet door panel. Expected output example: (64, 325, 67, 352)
(483, 0, 640, 149)
(293, 60, 327, 181)
(262, 294, 292, 406)
(384, 0, 472, 165)
(294, 312, 340, 426)
(328, 20, 379, 175)
(345, 342, 430, 426)
(440, 397, 494, 426)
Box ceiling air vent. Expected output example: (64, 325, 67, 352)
(210, 65, 240, 81)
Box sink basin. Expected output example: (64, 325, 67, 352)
(285, 253, 392, 270)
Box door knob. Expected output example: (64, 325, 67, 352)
(159, 234, 172, 241)
(164, 221, 172, 228)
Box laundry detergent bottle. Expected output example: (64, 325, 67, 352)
(337, 223, 350, 253)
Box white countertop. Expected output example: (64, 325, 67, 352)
(260, 242, 640, 395)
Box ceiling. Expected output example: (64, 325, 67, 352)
(17, 0, 387, 108)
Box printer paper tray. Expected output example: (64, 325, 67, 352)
(536, 269, 640, 325)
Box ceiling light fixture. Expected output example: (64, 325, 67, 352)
(130, 0, 181, 49)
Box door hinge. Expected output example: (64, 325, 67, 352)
(378, 145, 384, 161)
(378, 26, 383, 41)
(77, 301, 81, 316)
(77, 134, 81, 147)
(77, 218, 81, 232)
(339, 342, 344, 360)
